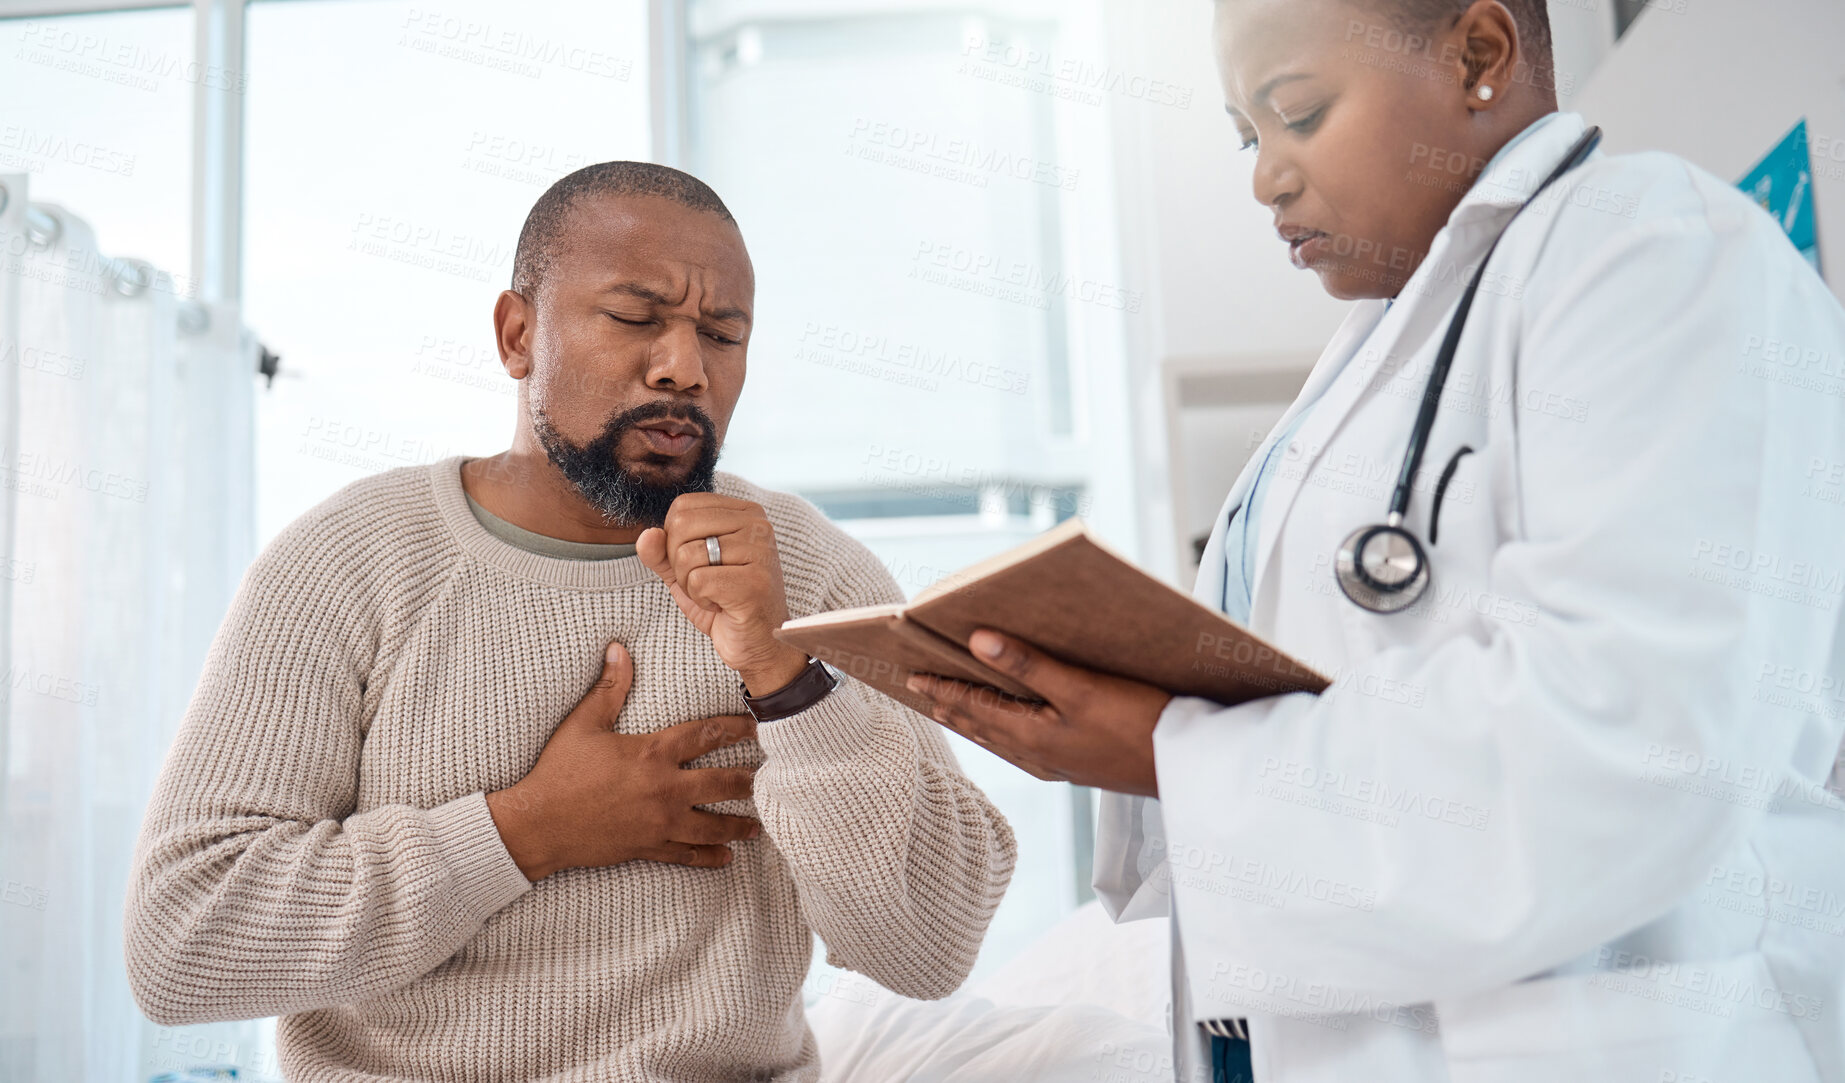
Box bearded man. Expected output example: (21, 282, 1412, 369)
(124, 162, 1016, 1083)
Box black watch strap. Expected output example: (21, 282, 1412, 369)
(740, 658, 838, 722)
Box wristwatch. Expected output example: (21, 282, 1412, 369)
(739, 657, 839, 722)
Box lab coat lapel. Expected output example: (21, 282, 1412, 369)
(1190, 304, 1383, 612)
(1243, 299, 1392, 615)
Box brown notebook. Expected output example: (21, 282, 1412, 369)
(776, 518, 1330, 717)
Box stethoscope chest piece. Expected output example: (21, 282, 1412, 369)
(1335, 518, 1430, 613)
(1325, 124, 1602, 616)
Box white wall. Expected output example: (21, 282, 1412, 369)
(1571, 0, 1845, 306)
(1548, 0, 1616, 111)
(1100, 0, 1350, 579)
(1106, 0, 1352, 363)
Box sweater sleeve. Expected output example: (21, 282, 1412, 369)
(750, 545, 1017, 1001)
(123, 521, 533, 1026)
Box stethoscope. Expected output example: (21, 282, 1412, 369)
(1336, 125, 1604, 613)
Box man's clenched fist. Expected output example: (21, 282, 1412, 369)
(636, 494, 811, 696)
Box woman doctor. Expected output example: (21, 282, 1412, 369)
(904, 1, 1845, 1081)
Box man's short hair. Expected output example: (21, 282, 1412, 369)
(511, 161, 736, 298)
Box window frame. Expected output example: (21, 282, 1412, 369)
(0, 0, 687, 306)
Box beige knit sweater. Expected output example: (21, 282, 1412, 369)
(123, 457, 1016, 1082)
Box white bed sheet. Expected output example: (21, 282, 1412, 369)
(808, 901, 1176, 1083)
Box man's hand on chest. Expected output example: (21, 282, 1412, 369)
(486, 642, 763, 882)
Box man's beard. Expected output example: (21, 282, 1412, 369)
(532, 401, 721, 527)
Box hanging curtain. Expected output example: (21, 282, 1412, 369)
(0, 177, 264, 1082)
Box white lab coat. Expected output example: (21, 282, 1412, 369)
(1096, 112, 1845, 1083)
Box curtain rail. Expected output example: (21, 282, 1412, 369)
(9, 198, 213, 332)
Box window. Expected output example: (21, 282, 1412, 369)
(684, 1, 1143, 979)
(5, 8, 1148, 1075)
(0, 8, 195, 286)
(243, 0, 652, 540)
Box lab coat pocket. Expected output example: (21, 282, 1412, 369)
(1434, 950, 1821, 1083)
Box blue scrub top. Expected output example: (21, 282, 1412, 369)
(1217, 314, 1377, 623)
